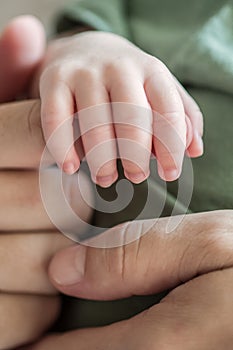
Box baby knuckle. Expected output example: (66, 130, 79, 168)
(76, 66, 98, 82)
(89, 124, 113, 139)
(41, 66, 55, 82)
(149, 57, 168, 74)
(42, 113, 58, 129)
(40, 66, 51, 82)
(105, 58, 131, 77)
(41, 64, 68, 84)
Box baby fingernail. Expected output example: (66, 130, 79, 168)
(96, 173, 118, 187)
(51, 245, 86, 286)
(164, 169, 180, 181)
(125, 171, 147, 183)
(158, 166, 180, 181)
(63, 162, 76, 174)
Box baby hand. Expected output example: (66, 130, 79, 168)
(39, 31, 203, 187)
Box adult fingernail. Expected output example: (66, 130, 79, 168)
(50, 245, 86, 286)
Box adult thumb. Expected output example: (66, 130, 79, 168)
(49, 210, 233, 300)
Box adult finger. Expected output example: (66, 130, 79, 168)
(0, 99, 53, 168)
(0, 171, 53, 231)
(0, 169, 92, 232)
(145, 62, 186, 181)
(0, 232, 72, 294)
(25, 268, 233, 350)
(0, 16, 46, 102)
(49, 210, 233, 299)
(0, 294, 59, 350)
(73, 70, 118, 187)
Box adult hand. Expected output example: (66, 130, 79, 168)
(0, 231, 72, 350)
(0, 99, 92, 232)
(1, 100, 232, 350)
(26, 209, 233, 350)
(0, 99, 93, 349)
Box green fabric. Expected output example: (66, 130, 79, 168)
(57, 0, 233, 95)
(56, 0, 131, 38)
(56, 0, 233, 213)
(54, 0, 233, 331)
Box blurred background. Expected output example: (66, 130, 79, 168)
(0, 0, 73, 34)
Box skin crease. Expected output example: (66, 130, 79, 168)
(0, 98, 233, 350)
(0, 17, 232, 350)
(34, 31, 204, 187)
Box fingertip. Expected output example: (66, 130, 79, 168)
(89, 160, 118, 188)
(62, 161, 78, 175)
(49, 245, 86, 289)
(158, 165, 180, 182)
(62, 152, 80, 174)
(186, 131, 204, 158)
(121, 159, 150, 184)
(124, 170, 149, 184)
(95, 172, 118, 188)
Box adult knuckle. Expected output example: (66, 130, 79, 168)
(102, 245, 126, 282)
(202, 210, 233, 265)
(118, 222, 151, 290)
(180, 210, 233, 278)
(102, 222, 139, 282)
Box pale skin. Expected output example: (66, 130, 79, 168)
(0, 17, 232, 350)
(0, 16, 203, 186)
(32, 29, 204, 187)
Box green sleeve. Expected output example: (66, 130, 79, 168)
(56, 0, 131, 39)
